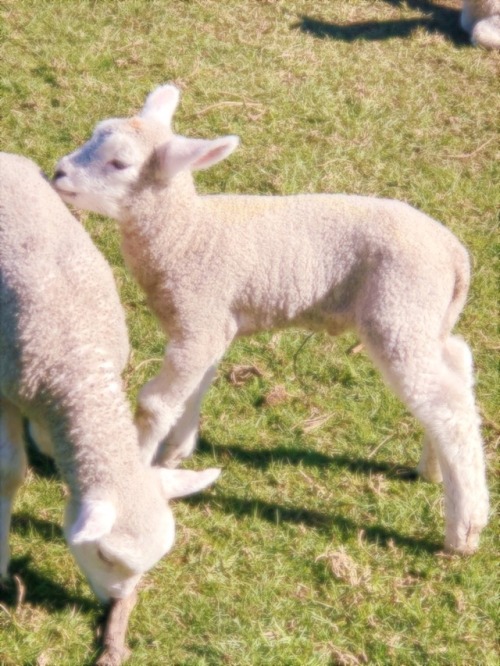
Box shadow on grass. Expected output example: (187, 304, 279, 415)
(3, 551, 116, 666)
(5, 515, 98, 613)
(4, 522, 108, 665)
(293, 0, 469, 46)
(193, 439, 439, 554)
(199, 438, 419, 480)
(11, 511, 64, 541)
(184, 492, 440, 554)
(1, 555, 97, 614)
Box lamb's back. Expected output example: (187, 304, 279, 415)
(0, 153, 128, 399)
(201, 192, 466, 288)
(193, 192, 468, 332)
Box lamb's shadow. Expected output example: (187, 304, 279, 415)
(198, 438, 419, 480)
(293, 1, 469, 47)
(184, 492, 440, 554)
(3, 433, 88, 612)
(193, 439, 438, 553)
(12, 511, 64, 542)
(4, 516, 106, 665)
(1, 552, 96, 614)
(8, 517, 142, 666)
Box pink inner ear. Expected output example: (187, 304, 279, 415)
(192, 145, 230, 170)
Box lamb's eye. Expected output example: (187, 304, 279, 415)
(108, 159, 128, 170)
(97, 548, 114, 566)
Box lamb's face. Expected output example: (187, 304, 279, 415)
(63, 466, 220, 602)
(53, 118, 171, 220)
(64, 490, 175, 602)
(53, 84, 239, 218)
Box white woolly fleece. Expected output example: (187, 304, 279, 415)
(53, 86, 489, 555)
(0, 153, 220, 602)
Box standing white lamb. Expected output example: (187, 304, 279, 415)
(53, 85, 489, 555)
(0, 152, 220, 607)
(461, 0, 500, 48)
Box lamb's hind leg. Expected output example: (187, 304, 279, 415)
(0, 398, 26, 580)
(364, 334, 489, 554)
(417, 336, 475, 484)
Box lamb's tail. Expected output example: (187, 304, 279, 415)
(471, 16, 500, 50)
(442, 241, 470, 339)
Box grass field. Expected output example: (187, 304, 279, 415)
(0, 1, 499, 664)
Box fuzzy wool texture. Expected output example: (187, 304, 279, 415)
(0, 153, 175, 600)
(53, 86, 489, 554)
(461, 0, 500, 48)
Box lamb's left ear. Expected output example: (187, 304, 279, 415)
(157, 135, 239, 179)
(158, 467, 221, 500)
(69, 499, 117, 545)
(140, 84, 181, 126)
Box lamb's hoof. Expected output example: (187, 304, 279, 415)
(416, 467, 443, 483)
(416, 464, 443, 484)
(96, 646, 131, 666)
(0, 573, 25, 609)
(444, 527, 481, 556)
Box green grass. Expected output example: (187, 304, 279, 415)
(1, 1, 499, 664)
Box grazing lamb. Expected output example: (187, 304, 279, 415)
(461, 0, 500, 48)
(53, 85, 489, 554)
(0, 152, 220, 609)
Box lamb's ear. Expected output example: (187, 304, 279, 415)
(69, 499, 117, 545)
(158, 468, 221, 500)
(140, 84, 180, 126)
(158, 135, 239, 179)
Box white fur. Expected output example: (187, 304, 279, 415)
(0, 152, 220, 601)
(461, 0, 500, 48)
(53, 85, 489, 554)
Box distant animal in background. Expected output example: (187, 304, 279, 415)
(461, 0, 500, 48)
(53, 85, 489, 556)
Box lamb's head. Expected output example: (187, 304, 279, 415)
(64, 466, 220, 602)
(53, 84, 239, 220)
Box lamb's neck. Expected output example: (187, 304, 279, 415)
(47, 384, 142, 502)
(119, 172, 204, 293)
(122, 171, 201, 240)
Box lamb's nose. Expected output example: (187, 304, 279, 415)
(53, 168, 67, 180)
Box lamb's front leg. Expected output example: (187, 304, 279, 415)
(417, 435, 443, 484)
(135, 332, 232, 466)
(155, 364, 218, 467)
(0, 399, 26, 581)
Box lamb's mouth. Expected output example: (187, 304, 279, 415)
(52, 184, 77, 198)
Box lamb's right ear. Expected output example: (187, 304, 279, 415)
(158, 135, 240, 180)
(158, 467, 221, 500)
(69, 499, 117, 545)
(140, 84, 180, 126)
